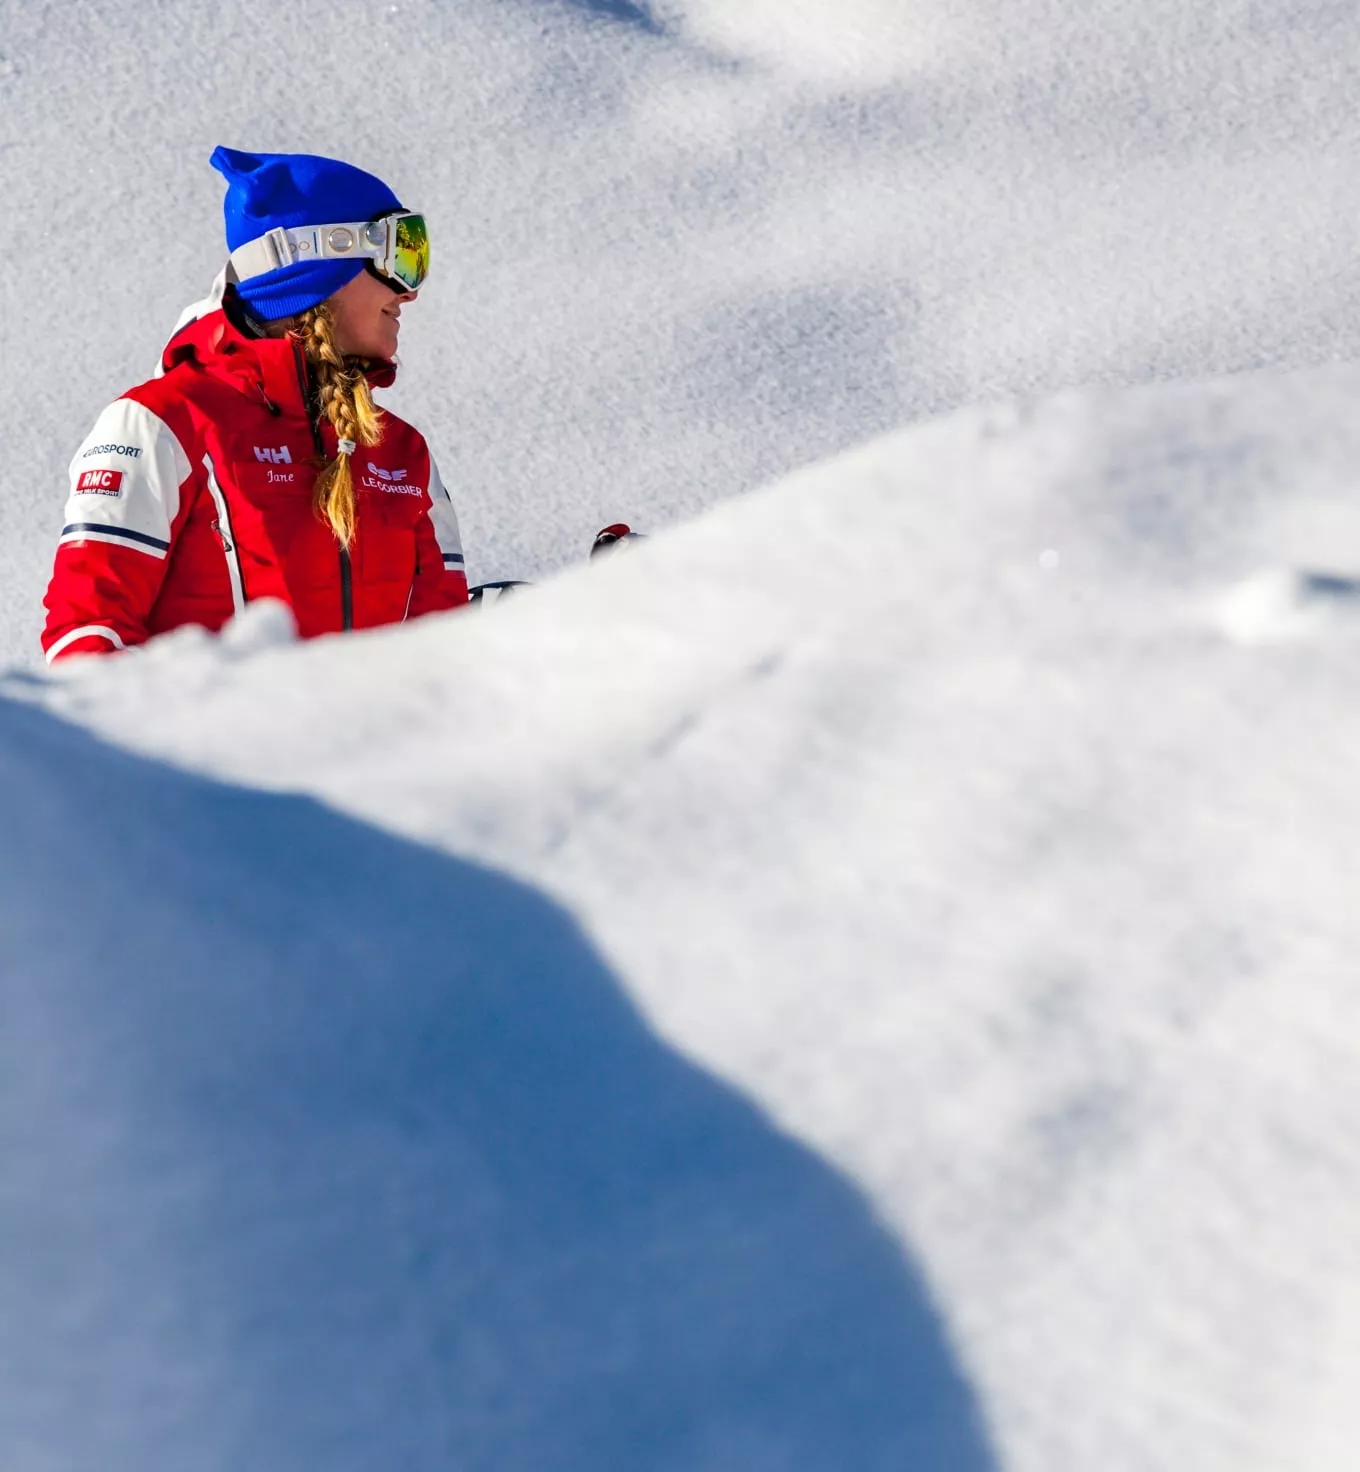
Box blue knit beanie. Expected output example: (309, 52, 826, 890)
(210, 146, 403, 320)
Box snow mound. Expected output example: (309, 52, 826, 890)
(10, 363, 1360, 1468)
(0, 701, 988, 1471)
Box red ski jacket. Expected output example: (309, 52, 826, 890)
(42, 296, 468, 663)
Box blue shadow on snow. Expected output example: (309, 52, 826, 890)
(0, 697, 996, 1471)
(558, 0, 666, 35)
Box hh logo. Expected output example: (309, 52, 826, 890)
(254, 444, 292, 465)
(366, 462, 408, 482)
(76, 468, 124, 496)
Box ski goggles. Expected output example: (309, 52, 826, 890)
(229, 211, 431, 292)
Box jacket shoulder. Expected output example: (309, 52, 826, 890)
(123, 357, 202, 416)
(377, 412, 438, 477)
(379, 408, 427, 447)
(68, 371, 203, 499)
(115, 364, 208, 457)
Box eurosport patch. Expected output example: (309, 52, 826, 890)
(76, 468, 125, 496)
(80, 442, 143, 460)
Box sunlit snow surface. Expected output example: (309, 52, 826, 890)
(5, 0, 1360, 1463)
(7, 365, 1360, 1467)
(4, 0, 1360, 662)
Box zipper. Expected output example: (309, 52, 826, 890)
(204, 451, 249, 616)
(404, 547, 418, 621)
(294, 342, 353, 632)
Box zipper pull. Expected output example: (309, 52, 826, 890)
(212, 518, 234, 554)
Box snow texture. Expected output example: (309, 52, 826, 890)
(5, 0, 1360, 663)
(5, 0, 1360, 1466)
(0, 699, 989, 1470)
(9, 362, 1360, 1467)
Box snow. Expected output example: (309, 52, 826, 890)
(8, 361, 1360, 1466)
(5, 0, 1360, 1466)
(0, 700, 989, 1471)
(5, 0, 1360, 665)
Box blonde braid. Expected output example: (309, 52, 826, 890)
(291, 304, 384, 548)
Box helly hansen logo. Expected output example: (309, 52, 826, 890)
(76, 468, 124, 496)
(254, 445, 292, 464)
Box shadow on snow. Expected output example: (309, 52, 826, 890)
(558, 0, 667, 36)
(0, 697, 996, 1471)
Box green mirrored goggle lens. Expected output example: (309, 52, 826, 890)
(389, 213, 430, 290)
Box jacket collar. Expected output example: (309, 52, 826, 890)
(160, 293, 398, 421)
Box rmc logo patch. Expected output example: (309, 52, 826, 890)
(76, 468, 124, 496)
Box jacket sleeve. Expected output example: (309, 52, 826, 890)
(408, 452, 470, 618)
(41, 397, 194, 663)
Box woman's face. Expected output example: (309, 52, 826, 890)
(327, 268, 417, 361)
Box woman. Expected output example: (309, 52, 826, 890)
(41, 146, 468, 664)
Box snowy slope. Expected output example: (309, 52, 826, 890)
(5, 0, 1360, 663)
(8, 361, 1360, 1468)
(0, 701, 990, 1471)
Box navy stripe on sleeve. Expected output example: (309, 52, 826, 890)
(62, 523, 171, 552)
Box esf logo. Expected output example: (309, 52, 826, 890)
(363, 461, 423, 496)
(76, 468, 124, 496)
(254, 445, 292, 465)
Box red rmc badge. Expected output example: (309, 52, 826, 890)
(77, 469, 124, 495)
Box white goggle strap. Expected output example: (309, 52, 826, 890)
(229, 219, 389, 282)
